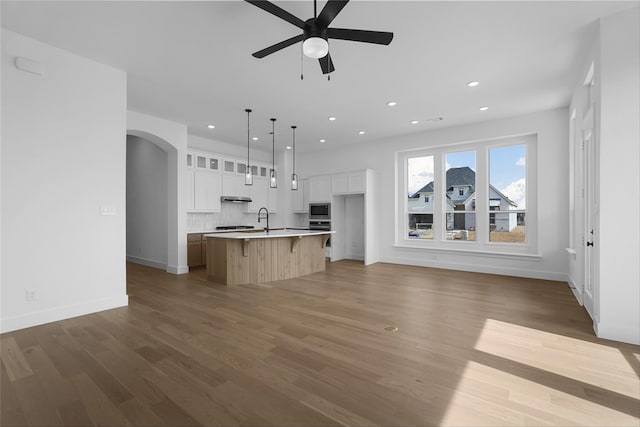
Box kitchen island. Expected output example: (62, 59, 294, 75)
(204, 229, 334, 285)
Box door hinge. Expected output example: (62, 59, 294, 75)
(586, 241, 594, 247)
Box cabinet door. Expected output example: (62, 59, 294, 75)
(291, 179, 309, 213)
(186, 171, 195, 210)
(309, 175, 332, 202)
(194, 170, 222, 211)
(331, 174, 348, 195)
(188, 239, 202, 267)
(347, 172, 366, 193)
(201, 239, 207, 266)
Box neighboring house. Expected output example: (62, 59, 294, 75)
(408, 167, 518, 231)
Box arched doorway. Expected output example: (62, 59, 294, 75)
(126, 130, 181, 273)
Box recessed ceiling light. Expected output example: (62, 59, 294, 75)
(328, 116, 336, 121)
(285, 146, 292, 150)
(387, 101, 397, 107)
(252, 137, 259, 141)
(358, 131, 365, 135)
(479, 106, 489, 111)
(410, 120, 419, 125)
(207, 125, 215, 129)
(467, 81, 479, 87)
(320, 139, 326, 143)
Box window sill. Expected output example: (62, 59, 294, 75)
(394, 242, 542, 260)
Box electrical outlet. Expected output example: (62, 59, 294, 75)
(100, 206, 116, 216)
(26, 288, 39, 302)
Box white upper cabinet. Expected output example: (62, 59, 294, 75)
(193, 170, 222, 211)
(291, 179, 309, 213)
(309, 175, 332, 202)
(187, 152, 222, 212)
(332, 171, 365, 195)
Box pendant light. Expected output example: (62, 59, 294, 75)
(270, 118, 277, 188)
(244, 108, 253, 186)
(291, 125, 298, 191)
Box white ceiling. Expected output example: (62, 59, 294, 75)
(2, 1, 635, 153)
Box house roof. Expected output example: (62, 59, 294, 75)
(410, 166, 518, 207)
(411, 167, 475, 197)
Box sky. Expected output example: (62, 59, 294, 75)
(408, 144, 526, 208)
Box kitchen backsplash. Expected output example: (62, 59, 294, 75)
(186, 203, 259, 232)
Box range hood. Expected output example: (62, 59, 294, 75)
(220, 195, 252, 203)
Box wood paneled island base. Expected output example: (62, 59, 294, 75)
(206, 230, 332, 285)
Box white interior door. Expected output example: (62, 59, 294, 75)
(582, 110, 597, 319)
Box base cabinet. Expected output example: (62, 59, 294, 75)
(187, 233, 207, 268)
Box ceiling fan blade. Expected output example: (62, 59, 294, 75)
(316, 0, 350, 29)
(327, 28, 394, 45)
(252, 34, 304, 58)
(319, 53, 335, 74)
(245, 0, 305, 29)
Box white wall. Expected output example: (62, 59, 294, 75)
(597, 8, 639, 344)
(126, 135, 168, 269)
(1, 30, 128, 333)
(298, 108, 569, 280)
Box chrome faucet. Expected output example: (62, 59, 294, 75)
(257, 207, 269, 232)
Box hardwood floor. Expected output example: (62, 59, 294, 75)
(2, 261, 639, 426)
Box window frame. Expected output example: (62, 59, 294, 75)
(397, 134, 537, 257)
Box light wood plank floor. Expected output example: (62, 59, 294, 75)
(2, 261, 639, 426)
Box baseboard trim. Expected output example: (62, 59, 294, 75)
(167, 264, 189, 275)
(595, 320, 640, 345)
(345, 254, 365, 261)
(380, 256, 567, 282)
(0, 294, 128, 334)
(566, 274, 583, 306)
(126, 255, 166, 271)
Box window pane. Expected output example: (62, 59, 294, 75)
(489, 145, 526, 243)
(407, 155, 434, 239)
(445, 151, 476, 241)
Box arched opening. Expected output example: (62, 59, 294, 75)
(126, 130, 179, 273)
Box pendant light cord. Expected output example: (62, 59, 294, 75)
(245, 109, 251, 169)
(292, 125, 296, 176)
(271, 118, 276, 174)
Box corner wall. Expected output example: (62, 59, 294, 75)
(1, 30, 128, 333)
(597, 7, 639, 344)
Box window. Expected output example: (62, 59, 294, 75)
(407, 155, 434, 239)
(445, 150, 476, 241)
(398, 134, 535, 254)
(489, 144, 526, 243)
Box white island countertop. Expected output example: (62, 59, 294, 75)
(204, 229, 334, 240)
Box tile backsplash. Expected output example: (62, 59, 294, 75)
(186, 203, 260, 232)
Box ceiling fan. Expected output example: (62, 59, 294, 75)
(245, 0, 394, 75)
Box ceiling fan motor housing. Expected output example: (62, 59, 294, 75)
(304, 18, 328, 42)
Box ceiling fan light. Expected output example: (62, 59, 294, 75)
(303, 37, 329, 59)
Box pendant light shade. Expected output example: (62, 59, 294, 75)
(291, 125, 298, 191)
(245, 108, 253, 186)
(270, 118, 277, 188)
